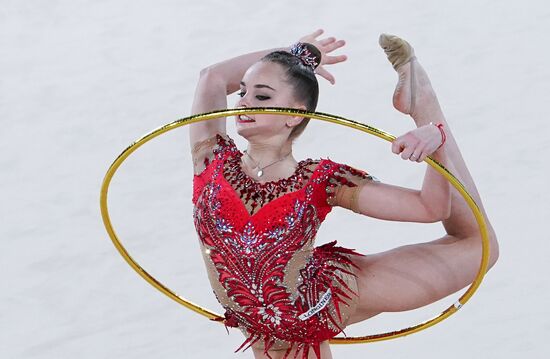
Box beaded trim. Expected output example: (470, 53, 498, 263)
(220, 137, 318, 216)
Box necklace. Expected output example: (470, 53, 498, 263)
(243, 149, 293, 178)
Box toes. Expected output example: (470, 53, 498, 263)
(379, 33, 415, 71)
(379, 33, 404, 52)
(378, 33, 388, 47)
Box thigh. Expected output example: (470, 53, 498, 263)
(347, 234, 483, 323)
(252, 341, 333, 359)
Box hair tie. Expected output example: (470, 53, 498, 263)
(289, 42, 319, 71)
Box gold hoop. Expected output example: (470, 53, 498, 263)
(99, 107, 490, 344)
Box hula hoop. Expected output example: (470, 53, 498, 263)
(99, 107, 490, 344)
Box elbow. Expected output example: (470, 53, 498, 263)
(431, 184, 452, 222)
(199, 66, 219, 80)
(426, 203, 452, 223)
(198, 67, 230, 93)
(428, 212, 448, 223)
(199, 67, 209, 77)
(420, 190, 451, 223)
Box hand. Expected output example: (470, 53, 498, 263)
(391, 124, 443, 162)
(297, 29, 348, 85)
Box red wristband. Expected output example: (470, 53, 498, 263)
(430, 122, 446, 149)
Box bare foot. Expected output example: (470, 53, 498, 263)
(379, 34, 441, 124)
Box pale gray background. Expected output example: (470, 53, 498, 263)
(1, 0, 548, 358)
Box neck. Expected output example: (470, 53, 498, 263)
(243, 138, 297, 175)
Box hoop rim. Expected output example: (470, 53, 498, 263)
(99, 107, 490, 344)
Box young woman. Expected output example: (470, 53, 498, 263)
(189, 29, 499, 359)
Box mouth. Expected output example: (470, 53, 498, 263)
(237, 114, 256, 123)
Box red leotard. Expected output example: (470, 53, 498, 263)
(191, 133, 379, 358)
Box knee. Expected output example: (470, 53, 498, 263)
(467, 227, 499, 271)
(487, 229, 499, 270)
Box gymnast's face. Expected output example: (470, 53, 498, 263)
(234, 61, 305, 141)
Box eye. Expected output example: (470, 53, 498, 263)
(237, 92, 270, 101)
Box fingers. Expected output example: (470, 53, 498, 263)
(324, 54, 347, 65)
(416, 149, 430, 162)
(319, 37, 336, 46)
(300, 30, 347, 66)
(411, 148, 425, 162)
(322, 40, 346, 65)
(391, 138, 404, 155)
(407, 142, 425, 162)
(316, 66, 335, 85)
(392, 136, 426, 162)
(300, 29, 324, 42)
(321, 39, 347, 66)
(302, 30, 346, 84)
(324, 39, 346, 53)
(400, 143, 415, 160)
(301, 31, 344, 52)
(310, 29, 324, 38)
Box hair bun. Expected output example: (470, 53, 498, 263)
(289, 42, 322, 71)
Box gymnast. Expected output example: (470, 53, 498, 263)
(189, 29, 499, 359)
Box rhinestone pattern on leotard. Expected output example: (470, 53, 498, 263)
(222, 146, 317, 216)
(191, 133, 377, 359)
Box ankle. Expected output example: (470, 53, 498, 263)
(411, 95, 445, 127)
(411, 115, 431, 127)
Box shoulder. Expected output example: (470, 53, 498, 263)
(192, 132, 238, 176)
(192, 132, 236, 155)
(313, 158, 380, 184)
(315, 158, 380, 211)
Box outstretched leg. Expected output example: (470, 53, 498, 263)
(348, 35, 499, 321)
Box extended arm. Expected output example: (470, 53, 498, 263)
(334, 124, 451, 223)
(355, 148, 450, 222)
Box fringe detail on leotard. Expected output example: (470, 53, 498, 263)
(219, 241, 363, 359)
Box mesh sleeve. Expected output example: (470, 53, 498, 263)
(191, 132, 233, 176)
(325, 162, 380, 214)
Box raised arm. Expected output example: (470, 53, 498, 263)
(189, 46, 288, 148)
(189, 29, 348, 149)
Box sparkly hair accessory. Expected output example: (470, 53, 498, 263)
(289, 42, 319, 71)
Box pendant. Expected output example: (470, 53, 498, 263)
(257, 169, 263, 177)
